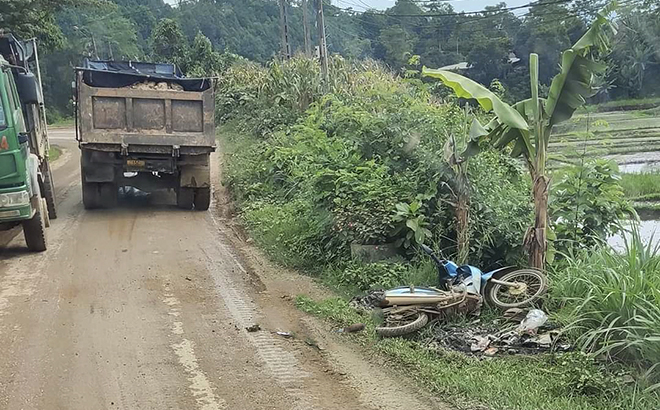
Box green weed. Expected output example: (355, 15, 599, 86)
(48, 146, 62, 162)
(552, 226, 660, 371)
(621, 172, 660, 198)
(297, 295, 658, 410)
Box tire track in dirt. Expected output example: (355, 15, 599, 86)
(198, 222, 316, 410)
(162, 286, 227, 410)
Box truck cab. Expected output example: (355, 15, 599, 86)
(0, 34, 57, 252)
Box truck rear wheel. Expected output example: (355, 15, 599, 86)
(42, 161, 57, 220)
(177, 188, 194, 209)
(194, 188, 210, 211)
(99, 183, 118, 208)
(82, 179, 100, 210)
(22, 199, 47, 252)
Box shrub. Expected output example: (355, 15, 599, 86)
(334, 261, 409, 291)
(551, 159, 634, 253)
(465, 151, 533, 267)
(242, 198, 334, 269)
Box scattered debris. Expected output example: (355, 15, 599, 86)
(245, 324, 261, 332)
(336, 323, 366, 333)
(430, 309, 569, 357)
(275, 331, 293, 338)
(503, 308, 527, 322)
(484, 347, 499, 357)
(471, 335, 490, 352)
(349, 291, 386, 312)
(516, 309, 548, 335)
(185, 277, 192, 281)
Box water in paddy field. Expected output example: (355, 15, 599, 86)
(608, 218, 660, 252)
(619, 161, 660, 173)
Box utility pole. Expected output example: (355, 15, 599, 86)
(314, 0, 328, 80)
(302, 0, 312, 57)
(91, 33, 99, 60)
(279, 0, 292, 59)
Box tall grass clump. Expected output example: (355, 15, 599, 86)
(553, 225, 660, 388)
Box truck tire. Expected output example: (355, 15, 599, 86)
(177, 188, 194, 209)
(42, 162, 57, 220)
(22, 199, 47, 252)
(194, 188, 210, 211)
(99, 183, 118, 208)
(82, 177, 101, 210)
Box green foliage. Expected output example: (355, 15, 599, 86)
(334, 261, 409, 292)
(150, 19, 240, 77)
(298, 295, 659, 410)
(0, 0, 96, 50)
(40, 0, 146, 116)
(26, 0, 660, 118)
(392, 201, 432, 248)
(295, 295, 366, 329)
(550, 159, 634, 252)
(221, 56, 534, 270)
(150, 18, 187, 68)
(549, 352, 623, 397)
(242, 198, 333, 270)
(551, 226, 660, 371)
(466, 151, 533, 266)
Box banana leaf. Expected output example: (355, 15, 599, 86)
(422, 68, 529, 130)
(545, 3, 617, 126)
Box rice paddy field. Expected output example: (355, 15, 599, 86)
(550, 101, 660, 215)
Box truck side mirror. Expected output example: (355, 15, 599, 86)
(15, 73, 41, 104)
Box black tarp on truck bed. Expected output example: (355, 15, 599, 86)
(78, 59, 211, 92)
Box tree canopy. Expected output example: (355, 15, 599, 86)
(9, 0, 657, 117)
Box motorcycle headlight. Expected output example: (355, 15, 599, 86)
(0, 191, 30, 208)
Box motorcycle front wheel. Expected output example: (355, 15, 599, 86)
(485, 269, 548, 309)
(376, 310, 428, 338)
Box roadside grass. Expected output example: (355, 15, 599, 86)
(48, 117, 74, 127)
(296, 296, 658, 410)
(550, 228, 660, 383)
(48, 146, 62, 162)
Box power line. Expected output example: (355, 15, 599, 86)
(333, 0, 573, 17)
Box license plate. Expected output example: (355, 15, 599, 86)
(0, 210, 21, 218)
(127, 159, 145, 168)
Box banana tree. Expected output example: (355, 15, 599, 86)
(443, 108, 488, 264)
(422, 5, 617, 270)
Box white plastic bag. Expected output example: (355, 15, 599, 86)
(516, 309, 548, 334)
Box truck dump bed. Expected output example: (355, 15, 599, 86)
(76, 61, 215, 153)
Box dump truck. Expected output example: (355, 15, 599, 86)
(74, 60, 215, 210)
(0, 33, 57, 252)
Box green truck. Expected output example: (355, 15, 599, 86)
(0, 34, 57, 251)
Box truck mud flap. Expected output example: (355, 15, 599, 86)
(180, 164, 210, 188)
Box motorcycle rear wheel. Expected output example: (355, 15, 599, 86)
(376, 311, 428, 338)
(485, 269, 548, 309)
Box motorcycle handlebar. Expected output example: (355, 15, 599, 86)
(419, 244, 447, 266)
(420, 244, 434, 255)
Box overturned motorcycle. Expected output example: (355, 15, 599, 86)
(375, 245, 548, 338)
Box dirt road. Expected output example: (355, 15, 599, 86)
(0, 129, 446, 410)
